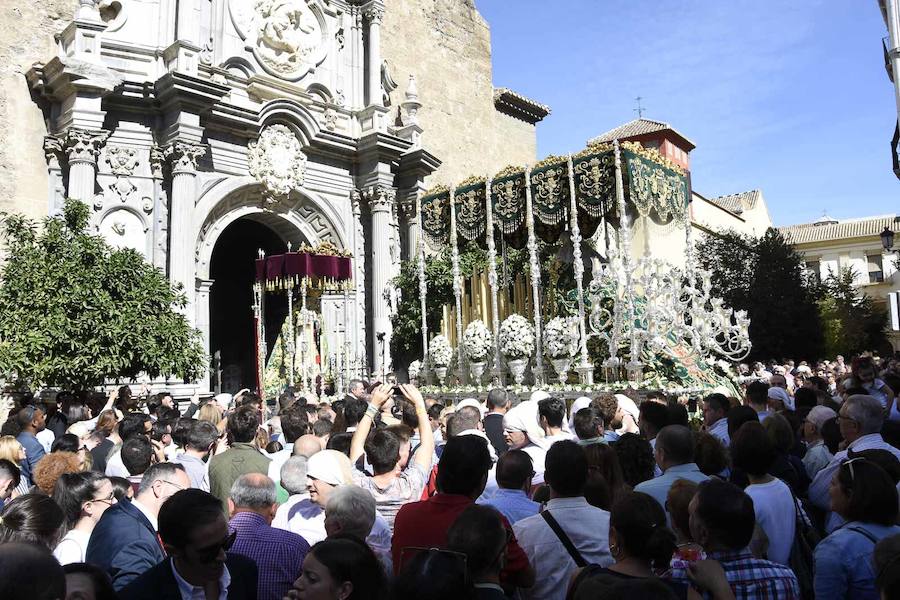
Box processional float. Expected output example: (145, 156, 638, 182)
(414, 139, 751, 393)
(253, 242, 353, 398)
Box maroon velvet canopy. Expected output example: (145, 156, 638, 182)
(255, 251, 353, 290)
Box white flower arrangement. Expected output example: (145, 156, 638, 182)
(498, 314, 535, 359)
(429, 335, 454, 367)
(463, 320, 493, 363)
(543, 316, 580, 359)
(408, 360, 422, 379)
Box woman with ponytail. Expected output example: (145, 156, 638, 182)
(51, 471, 116, 564)
(567, 491, 687, 599)
(0, 493, 65, 549)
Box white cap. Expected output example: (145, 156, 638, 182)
(456, 398, 486, 417)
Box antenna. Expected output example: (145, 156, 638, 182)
(634, 96, 645, 119)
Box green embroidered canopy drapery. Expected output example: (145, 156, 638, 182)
(454, 178, 487, 246)
(622, 143, 690, 224)
(420, 187, 451, 250)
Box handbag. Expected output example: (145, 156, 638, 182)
(788, 488, 821, 600)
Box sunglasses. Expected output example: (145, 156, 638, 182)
(194, 530, 237, 562)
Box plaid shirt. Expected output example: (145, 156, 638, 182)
(668, 549, 800, 600)
(229, 511, 309, 600)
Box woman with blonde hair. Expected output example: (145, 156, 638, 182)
(0, 435, 29, 496)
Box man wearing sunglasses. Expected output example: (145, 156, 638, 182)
(119, 489, 258, 600)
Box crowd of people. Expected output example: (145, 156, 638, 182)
(1, 353, 900, 600)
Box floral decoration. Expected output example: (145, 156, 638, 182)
(544, 316, 580, 359)
(408, 360, 421, 379)
(429, 335, 453, 367)
(498, 314, 535, 359)
(463, 320, 493, 363)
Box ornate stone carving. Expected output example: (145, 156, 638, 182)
(104, 146, 138, 176)
(141, 196, 153, 214)
(149, 146, 165, 179)
(364, 6, 384, 24)
(248, 124, 306, 201)
(323, 108, 337, 131)
(98, 208, 147, 254)
(230, 0, 327, 81)
(366, 185, 395, 212)
(43, 136, 64, 167)
(64, 129, 109, 164)
(164, 141, 206, 174)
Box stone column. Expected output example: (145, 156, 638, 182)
(364, 6, 384, 107)
(164, 141, 206, 320)
(195, 278, 214, 390)
(399, 199, 417, 262)
(368, 184, 395, 379)
(64, 129, 109, 202)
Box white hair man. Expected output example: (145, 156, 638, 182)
(325, 485, 392, 575)
(808, 394, 900, 532)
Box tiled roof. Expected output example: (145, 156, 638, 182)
(778, 214, 900, 245)
(493, 88, 550, 124)
(587, 118, 696, 149)
(707, 190, 762, 215)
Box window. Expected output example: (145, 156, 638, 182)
(868, 254, 885, 283)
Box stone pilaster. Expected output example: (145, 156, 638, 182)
(163, 140, 206, 320)
(63, 128, 109, 202)
(366, 184, 395, 379)
(195, 278, 214, 390)
(398, 199, 418, 262)
(364, 5, 384, 107)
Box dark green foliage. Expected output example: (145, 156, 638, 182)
(697, 228, 824, 361)
(0, 199, 206, 389)
(817, 268, 888, 357)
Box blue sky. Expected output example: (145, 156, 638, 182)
(477, 0, 898, 226)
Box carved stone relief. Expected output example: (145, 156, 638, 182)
(98, 208, 147, 254)
(248, 124, 307, 201)
(230, 0, 328, 81)
(103, 146, 140, 204)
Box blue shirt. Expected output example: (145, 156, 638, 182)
(478, 488, 540, 525)
(634, 463, 709, 510)
(814, 521, 900, 600)
(16, 431, 45, 487)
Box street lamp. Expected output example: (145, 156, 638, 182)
(882, 227, 895, 251)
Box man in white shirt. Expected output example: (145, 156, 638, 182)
(702, 393, 731, 447)
(272, 455, 326, 545)
(809, 394, 900, 531)
(513, 440, 613, 600)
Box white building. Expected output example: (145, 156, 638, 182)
(780, 214, 900, 351)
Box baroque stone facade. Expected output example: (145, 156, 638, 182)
(0, 0, 546, 391)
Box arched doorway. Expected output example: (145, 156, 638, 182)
(209, 217, 300, 393)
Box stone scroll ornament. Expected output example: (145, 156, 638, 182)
(248, 124, 307, 202)
(622, 143, 690, 224)
(490, 167, 527, 236)
(420, 187, 451, 251)
(453, 177, 486, 246)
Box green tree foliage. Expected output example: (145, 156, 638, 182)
(697, 228, 824, 361)
(0, 200, 206, 389)
(817, 268, 888, 357)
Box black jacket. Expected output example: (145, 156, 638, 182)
(118, 554, 258, 600)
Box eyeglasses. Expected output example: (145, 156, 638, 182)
(91, 492, 116, 506)
(194, 530, 237, 562)
(158, 479, 186, 492)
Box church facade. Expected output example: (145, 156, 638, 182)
(6, 0, 547, 391)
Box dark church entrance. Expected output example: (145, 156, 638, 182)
(209, 217, 292, 394)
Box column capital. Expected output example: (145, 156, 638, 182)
(164, 140, 207, 175)
(64, 128, 109, 165)
(398, 199, 417, 221)
(149, 146, 166, 179)
(364, 185, 395, 212)
(364, 5, 384, 24)
(43, 136, 65, 167)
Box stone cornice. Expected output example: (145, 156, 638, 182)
(493, 88, 551, 124)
